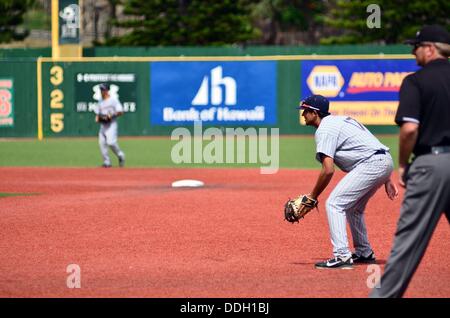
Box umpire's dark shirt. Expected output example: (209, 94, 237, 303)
(395, 58, 450, 156)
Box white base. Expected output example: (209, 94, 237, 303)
(171, 179, 205, 188)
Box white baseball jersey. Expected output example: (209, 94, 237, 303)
(95, 96, 123, 118)
(314, 115, 389, 172)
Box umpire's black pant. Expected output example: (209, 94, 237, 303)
(370, 153, 450, 298)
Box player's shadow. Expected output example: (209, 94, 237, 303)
(291, 259, 387, 265)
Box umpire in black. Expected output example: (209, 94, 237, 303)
(371, 25, 450, 298)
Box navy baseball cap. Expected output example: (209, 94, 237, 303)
(99, 83, 110, 91)
(404, 25, 450, 45)
(297, 94, 330, 115)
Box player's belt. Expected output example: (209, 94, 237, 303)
(374, 149, 387, 155)
(431, 146, 450, 155)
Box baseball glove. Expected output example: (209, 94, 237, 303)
(98, 114, 112, 124)
(284, 194, 318, 223)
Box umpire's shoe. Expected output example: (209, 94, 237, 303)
(352, 251, 376, 264)
(315, 256, 353, 269)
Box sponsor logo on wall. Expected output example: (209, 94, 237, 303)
(0, 79, 14, 127)
(150, 61, 277, 125)
(58, 0, 80, 44)
(302, 60, 419, 125)
(75, 73, 137, 113)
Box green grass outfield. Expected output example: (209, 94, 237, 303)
(0, 136, 399, 169)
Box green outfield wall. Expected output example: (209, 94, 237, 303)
(1, 45, 414, 138)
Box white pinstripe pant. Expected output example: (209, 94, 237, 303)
(99, 121, 125, 166)
(326, 153, 394, 258)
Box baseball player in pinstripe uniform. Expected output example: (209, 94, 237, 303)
(298, 95, 398, 269)
(95, 83, 126, 168)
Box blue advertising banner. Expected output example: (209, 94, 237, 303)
(150, 61, 277, 125)
(301, 59, 419, 124)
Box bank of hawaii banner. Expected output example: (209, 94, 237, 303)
(150, 61, 277, 125)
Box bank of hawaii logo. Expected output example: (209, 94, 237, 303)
(192, 66, 236, 106)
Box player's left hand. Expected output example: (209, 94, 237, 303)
(385, 179, 399, 200)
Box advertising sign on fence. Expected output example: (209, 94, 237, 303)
(150, 61, 277, 125)
(75, 73, 138, 114)
(0, 79, 14, 127)
(301, 59, 419, 125)
(58, 0, 80, 45)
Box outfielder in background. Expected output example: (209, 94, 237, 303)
(371, 25, 450, 298)
(298, 95, 398, 269)
(95, 83, 126, 168)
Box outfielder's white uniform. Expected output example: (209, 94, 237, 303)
(95, 96, 125, 166)
(315, 115, 393, 259)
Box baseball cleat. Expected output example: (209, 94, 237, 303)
(351, 251, 376, 264)
(101, 164, 112, 168)
(119, 156, 125, 167)
(315, 256, 353, 269)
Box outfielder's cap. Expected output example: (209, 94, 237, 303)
(99, 83, 110, 91)
(404, 25, 450, 45)
(297, 94, 330, 115)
